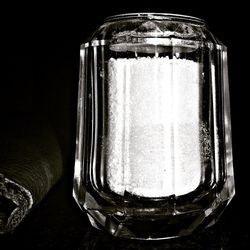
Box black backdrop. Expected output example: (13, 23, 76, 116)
(1, 1, 249, 249)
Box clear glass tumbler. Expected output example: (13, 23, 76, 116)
(73, 13, 235, 240)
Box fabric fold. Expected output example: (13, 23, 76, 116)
(0, 115, 63, 233)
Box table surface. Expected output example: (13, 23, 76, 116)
(0, 175, 248, 250)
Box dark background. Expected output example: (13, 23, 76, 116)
(0, 2, 249, 249)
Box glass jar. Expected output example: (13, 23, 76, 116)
(73, 13, 235, 240)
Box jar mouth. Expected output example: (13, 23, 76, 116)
(104, 13, 205, 25)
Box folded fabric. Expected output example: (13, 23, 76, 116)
(0, 115, 63, 233)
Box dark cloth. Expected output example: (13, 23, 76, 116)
(0, 115, 63, 233)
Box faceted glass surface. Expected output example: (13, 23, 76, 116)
(73, 13, 235, 240)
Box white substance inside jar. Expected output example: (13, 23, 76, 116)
(106, 56, 201, 197)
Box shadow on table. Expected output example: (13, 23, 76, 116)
(78, 225, 224, 250)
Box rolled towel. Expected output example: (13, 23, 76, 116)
(0, 115, 63, 233)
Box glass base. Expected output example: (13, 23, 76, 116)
(74, 188, 233, 240)
(86, 208, 225, 240)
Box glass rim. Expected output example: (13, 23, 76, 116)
(104, 13, 205, 24)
